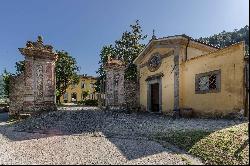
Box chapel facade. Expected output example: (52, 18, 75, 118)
(133, 34, 248, 117)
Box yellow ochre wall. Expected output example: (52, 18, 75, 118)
(139, 47, 175, 112)
(138, 45, 213, 113)
(180, 42, 245, 116)
(60, 76, 97, 103)
(186, 46, 211, 60)
(137, 41, 245, 116)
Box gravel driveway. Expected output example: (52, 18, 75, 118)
(0, 107, 244, 165)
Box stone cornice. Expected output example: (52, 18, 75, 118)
(133, 35, 218, 65)
(103, 55, 126, 71)
(19, 36, 58, 60)
(145, 72, 164, 81)
(139, 50, 174, 69)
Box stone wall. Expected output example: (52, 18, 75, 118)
(105, 68, 125, 107)
(22, 57, 57, 113)
(9, 74, 25, 115)
(124, 80, 139, 111)
(104, 56, 140, 111)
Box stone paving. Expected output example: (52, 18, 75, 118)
(0, 107, 245, 165)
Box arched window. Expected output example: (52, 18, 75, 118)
(81, 81, 85, 89)
(71, 93, 77, 102)
(63, 92, 68, 103)
(81, 91, 88, 100)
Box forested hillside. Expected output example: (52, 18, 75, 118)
(0, 76, 4, 97)
(198, 25, 249, 55)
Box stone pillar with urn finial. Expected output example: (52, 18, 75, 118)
(9, 36, 58, 116)
(103, 54, 126, 110)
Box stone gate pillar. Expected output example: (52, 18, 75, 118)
(104, 56, 126, 109)
(18, 36, 57, 113)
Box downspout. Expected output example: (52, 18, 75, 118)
(244, 56, 249, 118)
(185, 37, 190, 61)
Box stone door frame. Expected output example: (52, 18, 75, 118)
(147, 77, 162, 113)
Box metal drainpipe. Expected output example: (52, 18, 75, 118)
(185, 37, 190, 61)
(244, 57, 249, 118)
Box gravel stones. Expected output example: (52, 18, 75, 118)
(0, 107, 244, 165)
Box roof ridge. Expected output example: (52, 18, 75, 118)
(155, 34, 220, 49)
(186, 41, 244, 62)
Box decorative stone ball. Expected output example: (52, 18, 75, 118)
(37, 35, 43, 43)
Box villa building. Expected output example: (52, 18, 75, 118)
(60, 75, 98, 103)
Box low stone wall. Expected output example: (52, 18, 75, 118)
(9, 74, 25, 115)
(124, 80, 139, 111)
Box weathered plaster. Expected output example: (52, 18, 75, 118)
(134, 36, 246, 117)
(9, 36, 57, 115)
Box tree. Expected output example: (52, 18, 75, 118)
(95, 45, 116, 93)
(1, 69, 13, 98)
(114, 20, 147, 80)
(0, 75, 5, 97)
(55, 50, 80, 103)
(96, 20, 147, 92)
(198, 25, 249, 55)
(15, 60, 25, 75)
(97, 45, 116, 78)
(1, 60, 25, 98)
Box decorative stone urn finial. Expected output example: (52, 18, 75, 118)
(10, 36, 58, 115)
(37, 35, 43, 43)
(19, 36, 57, 60)
(104, 54, 125, 71)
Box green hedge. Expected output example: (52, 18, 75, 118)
(77, 99, 98, 106)
(77, 100, 85, 105)
(84, 99, 98, 106)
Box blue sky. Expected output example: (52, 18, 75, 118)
(0, 0, 249, 76)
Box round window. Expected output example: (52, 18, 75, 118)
(147, 54, 161, 72)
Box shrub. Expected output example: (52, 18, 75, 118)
(84, 99, 98, 106)
(77, 100, 85, 105)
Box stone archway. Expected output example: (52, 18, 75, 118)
(146, 73, 163, 113)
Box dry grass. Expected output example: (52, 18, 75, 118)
(154, 122, 249, 165)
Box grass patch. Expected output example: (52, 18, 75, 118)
(178, 155, 192, 165)
(190, 123, 249, 165)
(154, 130, 211, 151)
(7, 114, 30, 124)
(153, 123, 249, 165)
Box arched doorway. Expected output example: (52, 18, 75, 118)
(71, 93, 77, 103)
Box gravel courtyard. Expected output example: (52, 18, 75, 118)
(0, 107, 245, 165)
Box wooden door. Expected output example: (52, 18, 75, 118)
(151, 83, 159, 112)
